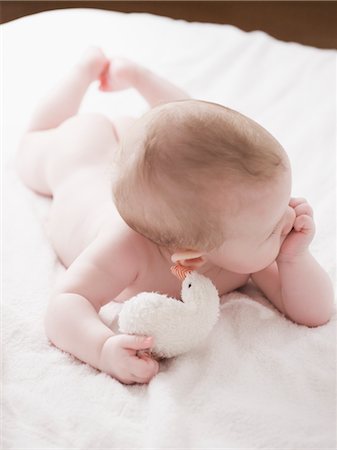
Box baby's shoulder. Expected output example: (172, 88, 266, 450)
(93, 221, 151, 273)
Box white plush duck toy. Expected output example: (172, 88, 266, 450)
(118, 264, 220, 358)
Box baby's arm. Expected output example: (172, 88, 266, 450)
(251, 198, 334, 326)
(45, 230, 159, 384)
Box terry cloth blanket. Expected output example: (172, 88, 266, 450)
(2, 8, 336, 449)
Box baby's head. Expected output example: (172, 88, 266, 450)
(113, 99, 295, 273)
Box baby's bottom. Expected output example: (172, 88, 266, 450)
(15, 48, 189, 264)
(39, 113, 124, 264)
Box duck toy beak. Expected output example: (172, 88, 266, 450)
(170, 263, 192, 281)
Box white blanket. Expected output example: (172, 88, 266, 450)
(2, 9, 336, 449)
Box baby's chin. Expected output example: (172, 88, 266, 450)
(239, 254, 282, 274)
(210, 255, 277, 275)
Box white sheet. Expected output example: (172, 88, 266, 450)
(2, 8, 336, 449)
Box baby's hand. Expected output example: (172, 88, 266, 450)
(277, 197, 315, 263)
(99, 334, 159, 385)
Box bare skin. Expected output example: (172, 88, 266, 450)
(16, 48, 334, 385)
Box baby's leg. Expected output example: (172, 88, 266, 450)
(16, 49, 189, 195)
(134, 65, 190, 107)
(27, 48, 108, 132)
(101, 57, 190, 108)
(99, 58, 190, 140)
(16, 48, 110, 195)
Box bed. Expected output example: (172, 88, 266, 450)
(2, 8, 336, 449)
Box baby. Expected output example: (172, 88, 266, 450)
(16, 48, 334, 385)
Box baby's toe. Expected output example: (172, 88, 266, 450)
(105, 57, 139, 91)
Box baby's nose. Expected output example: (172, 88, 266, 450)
(281, 207, 296, 236)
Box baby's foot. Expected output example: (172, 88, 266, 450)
(77, 47, 109, 82)
(99, 57, 140, 92)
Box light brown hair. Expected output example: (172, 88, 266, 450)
(112, 100, 286, 252)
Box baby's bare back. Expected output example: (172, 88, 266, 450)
(47, 165, 115, 266)
(46, 113, 248, 304)
(49, 181, 247, 304)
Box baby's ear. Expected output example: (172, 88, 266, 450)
(171, 250, 206, 269)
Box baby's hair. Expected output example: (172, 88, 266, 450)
(113, 99, 286, 252)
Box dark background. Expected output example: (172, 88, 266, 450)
(1, 1, 336, 49)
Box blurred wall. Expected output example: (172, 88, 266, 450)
(1, 1, 336, 49)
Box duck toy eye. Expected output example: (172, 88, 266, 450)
(188, 283, 192, 288)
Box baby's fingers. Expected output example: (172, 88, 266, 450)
(293, 202, 313, 218)
(293, 214, 315, 234)
(130, 355, 159, 384)
(120, 334, 154, 351)
(289, 197, 307, 208)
